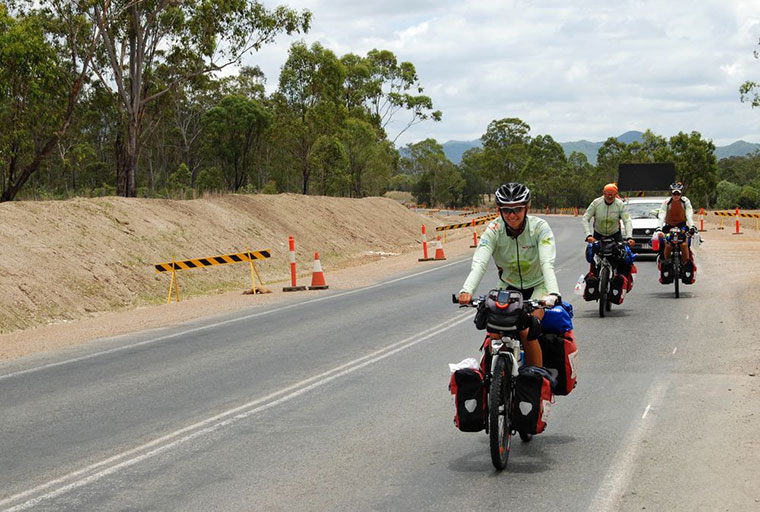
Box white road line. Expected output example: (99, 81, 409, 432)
(686, 314, 689, 320)
(642, 404, 652, 419)
(0, 312, 472, 511)
(0, 258, 470, 382)
(587, 378, 669, 512)
(672, 347, 678, 355)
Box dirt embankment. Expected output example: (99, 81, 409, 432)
(0, 194, 468, 339)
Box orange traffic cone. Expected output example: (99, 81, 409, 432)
(434, 235, 446, 260)
(309, 251, 329, 290)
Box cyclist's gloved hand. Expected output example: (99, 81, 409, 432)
(541, 294, 560, 308)
(688, 226, 697, 236)
(627, 238, 635, 247)
(458, 292, 472, 305)
(585, 235, 595, 243)
(657, 230, 665, 239)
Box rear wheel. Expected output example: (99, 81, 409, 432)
(489, 355, 513, 470)
(598, 264, 609, 317)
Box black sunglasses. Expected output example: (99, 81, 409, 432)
(672, 191, 682, 195)
(499, 206, 526, 215)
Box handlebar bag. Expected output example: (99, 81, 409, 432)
(541, 301, 574, 334)
(538, 331, 578, 396)
(474, 289, 526, 333)
(512, 366, 555, 435)
(449, 368, 486, 432)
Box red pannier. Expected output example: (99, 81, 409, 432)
(449, 368, 486, 432)
(681, 260, 697, 284)
(512, 366, 555, 435)
(608, 273, 628, 305)
(538, 330, 578, 396)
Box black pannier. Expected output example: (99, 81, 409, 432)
(449, 368, 486, 432)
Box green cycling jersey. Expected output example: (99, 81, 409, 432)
(460, 215, 560, 297)
(582, 197, 632, 238)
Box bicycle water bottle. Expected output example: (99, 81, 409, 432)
(573, 274, 585, 296)
(651, 233, 660, 252)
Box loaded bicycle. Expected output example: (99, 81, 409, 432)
(589, 237, 626, 317)
(452, 290, 546, 470)
(658, 227, 694, 299)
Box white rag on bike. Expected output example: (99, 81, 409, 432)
(448, 358, 479, 373)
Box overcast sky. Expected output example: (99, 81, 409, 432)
(249, 0, 760, 147)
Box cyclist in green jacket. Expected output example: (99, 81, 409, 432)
(581, 183, 635, 288)
(582, 183, 634, 246)
(458, 182, 561, 367)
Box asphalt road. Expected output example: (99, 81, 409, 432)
(0, 216, 730, 511)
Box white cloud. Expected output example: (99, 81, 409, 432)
(249, 0, 760, 146)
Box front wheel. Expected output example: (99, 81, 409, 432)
(673, 251, 680, 299)
(489, 355, 513, 470)
(598, 265, 609, 317)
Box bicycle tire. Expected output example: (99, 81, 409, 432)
(489, 355, 512, 470)
(599, 265, 609, 317)
(673, 250, 680, 298)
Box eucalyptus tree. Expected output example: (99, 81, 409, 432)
(83, 0, 310, 197)
(480, 117, 531, 185)
(276, 41, 347, 194)
(340, 118, 396, 197)
(669, 131, 717, 208)
(403, 138, 462, 207)
(361, 49, 441, 143)
(0, 2, 97, 201)
(202, 95, 272, 191)
(521, 134, 566, 206)
(456, 147, 487, 206)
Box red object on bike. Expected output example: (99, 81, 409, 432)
(651, 235, 660, 252)
(538, 331, 578, 396)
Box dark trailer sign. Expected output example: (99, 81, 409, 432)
(617, 163, 675, 192)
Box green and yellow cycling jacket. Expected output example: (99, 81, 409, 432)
(581, 197, 632, 238)
(460, 215, 560, 298)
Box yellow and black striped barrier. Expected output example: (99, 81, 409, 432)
(154, 249, 271, 273)
(713, 210, 760, 218)
(155, 248, 271, 303)
(436, 214, 499, 232)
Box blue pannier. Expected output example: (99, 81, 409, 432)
(541, 301, 573, 334)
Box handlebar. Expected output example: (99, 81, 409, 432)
(451, 293, 546, 310)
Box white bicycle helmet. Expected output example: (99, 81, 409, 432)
(495, 182, 531, 206)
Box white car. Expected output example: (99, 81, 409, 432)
(624, 196, 668, 253)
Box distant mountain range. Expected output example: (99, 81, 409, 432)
(431, 131, 760, 165)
